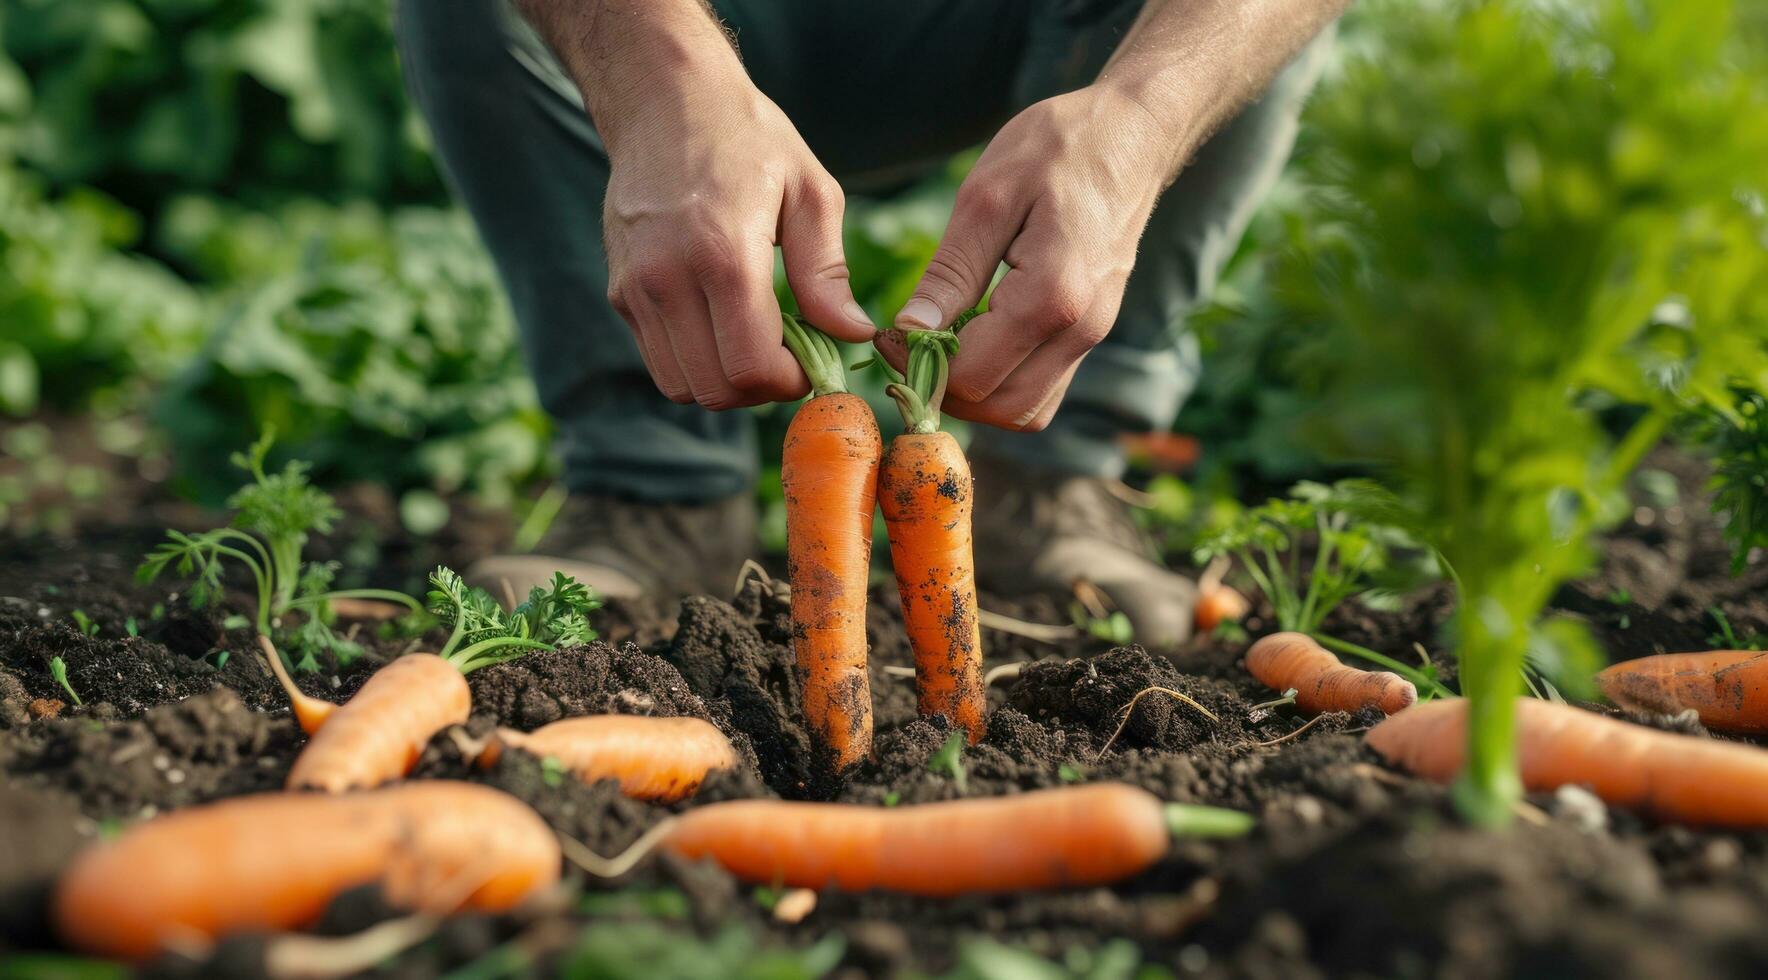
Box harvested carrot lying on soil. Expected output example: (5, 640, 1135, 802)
(1596, 650, 1768, 734)
(780, 315, 882, 775)
(1246, 631, 1417, 715)
(54, 781, 560, 960)
(654, 783, 1252, 895)
(878, 328, 985, 743)
(1195, 584, 1251, 633)
(1367, 697, 1768, 827)
(479, 715, 739, 802)
(267, 568, 598, 792)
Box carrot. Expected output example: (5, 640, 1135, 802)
(879, 328, 985, 742)
(1367, 697, 1768, 827)
(54, 781, 560, 960)
(1596, 650, 1768, 734)
(780, 315, 883, 775)
(479, 715, 739, 802)
(260, 568, 595, 792)
(1246, 631, 1416, 715)
(657, 783, 1252, 895)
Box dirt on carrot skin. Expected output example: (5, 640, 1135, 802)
(4, 447, 1768, 976)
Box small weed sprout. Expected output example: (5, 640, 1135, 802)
(928, 731, 968, 794)
(49, 656, 81, 705)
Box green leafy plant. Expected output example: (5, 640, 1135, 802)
(1296, 0, 1768, 826)
(138, 430, 423, 668)
(1708, 608, 1767, 652)
(1692, 388, 1768, 572)
(49, 655, 81, 705)
(927, 730, 969, 794)
(68, 609, 98, 637)
(1194, 479, 1427, 636)
(424, 566, 601, 673)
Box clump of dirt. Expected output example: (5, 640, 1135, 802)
(0, 783, 85, 948)
(2, 687, 297, 818)
(469, 643, 714, 731)
(1008, 645, 1251, 756)
(0, 623, 277, 725)
(658, 595, 815, 797)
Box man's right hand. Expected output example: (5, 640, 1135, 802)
(519, 0, 873, 410)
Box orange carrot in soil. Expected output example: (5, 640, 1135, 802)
(781, 315, 882, 775)
(1367, 697, 1768, 827)
(479, 715, 739, 802)
(258, 616, 554, 792)
(1596, 650, 1768, 734)
(54, 782, 560, 960)
(879, 328, 985, 742)
(1246, 631, 1416, 715)
(657, 783, 1252, 895)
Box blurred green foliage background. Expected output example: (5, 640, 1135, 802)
(1, 0, 1764, 560)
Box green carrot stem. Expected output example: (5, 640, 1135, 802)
(884, 328, 960, 434)
(780, 314, 848, 397)
(1164, 803, 1254, 839)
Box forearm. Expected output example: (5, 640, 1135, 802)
(1095, 0, 1349, 180)
(512, 0, 746, 154)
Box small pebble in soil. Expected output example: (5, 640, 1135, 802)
(1552, 785, 1608, 834)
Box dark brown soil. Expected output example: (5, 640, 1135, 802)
(2, 446, 1766, 977)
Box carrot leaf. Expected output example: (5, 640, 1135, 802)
(428, 567, 601, 672)
(927, 730, 968, 794)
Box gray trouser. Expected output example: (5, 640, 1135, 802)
(396, 0, 1326, 501)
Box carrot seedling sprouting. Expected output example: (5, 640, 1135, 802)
(928, 731, 969, 794)
(69, 610, 98, 637)
(50, 656, 81, 705)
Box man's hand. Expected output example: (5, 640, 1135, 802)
(891, 85, 1170, 430)
(892, 0, 1349, 431)
(520, 1, 874, 410)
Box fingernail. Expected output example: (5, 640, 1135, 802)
(842, 300, 875, 333)
(897, 298, 943, 331)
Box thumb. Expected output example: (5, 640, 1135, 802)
(898, 181, 1019, 331)
(780, 174, 875, 343)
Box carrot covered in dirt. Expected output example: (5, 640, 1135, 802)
(1246, 631, 1417, 715)
(479, 715, 739, 803)
(1596, 650, 1768, 734)
(585, 783, 1250, 895)
(54, 782, 560, 960)
(265, 568, 598, 792)
(1367, 697, 1768, 827)
(780, 314, 883, 775)
(878, 328, 985, 742)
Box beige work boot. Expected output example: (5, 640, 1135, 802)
(466, 493, 757, 605)
(971, 454, 1198, 649)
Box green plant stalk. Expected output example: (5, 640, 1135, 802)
(1449, 581, 1529, 827)
(779, 314, 848, 397)
(1313, 633, 1453, 700)
(285, 589, 425, 613)
(884, 329, 959, 433)
(448, 636, 554, 675)
(1164, 803, 1254, 839)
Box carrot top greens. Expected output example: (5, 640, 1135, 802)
(138, 429, 424, 669)
(425, 567, 600, 673)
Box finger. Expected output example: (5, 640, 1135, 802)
(780, 174, 874, 343)
(945, 244, 1105, 405)
(945, 307, 1110, 430)
(640, 282, 750, 411)
(896, 178, 1024, 332)
(616, 288, 694, 404)
(690, 234, 809, 403)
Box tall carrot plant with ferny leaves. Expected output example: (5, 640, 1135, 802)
(1294, 0, 1768, 825)
(138, 429, 426, 669)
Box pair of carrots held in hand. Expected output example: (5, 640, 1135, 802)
(782, 317, 985, 774)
